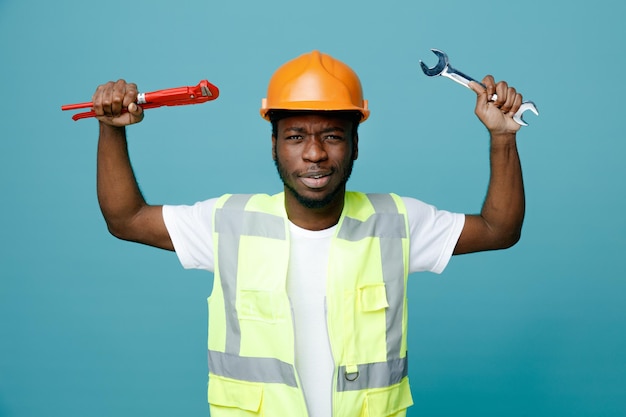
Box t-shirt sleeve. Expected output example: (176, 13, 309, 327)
(402, 197, 465, 274)
(162, 199, 217, 271)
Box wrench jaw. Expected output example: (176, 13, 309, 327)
(419, 49, 449, 77)
(512, 101, 539, 127)
(420, 49, 475, 89)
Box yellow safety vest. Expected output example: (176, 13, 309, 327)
(207, 192, 413, 417)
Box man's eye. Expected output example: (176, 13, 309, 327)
(286, 135, 303, 140)
(325, 135, 343, 141)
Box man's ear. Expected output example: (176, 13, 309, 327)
(352, 133, 359, 161)
(272, 135, 277, 161)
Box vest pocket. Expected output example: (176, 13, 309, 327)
(237, 289, 285, 323)
(359, 283, 389, 312)
(362, 378, 413, 417)
(208, 374, 263, 416)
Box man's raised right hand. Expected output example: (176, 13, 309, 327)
(92, 79, 144, 127)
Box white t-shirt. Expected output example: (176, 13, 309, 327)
(162, 196, 464, 417)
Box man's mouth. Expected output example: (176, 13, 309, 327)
(299, 171, 332, 189)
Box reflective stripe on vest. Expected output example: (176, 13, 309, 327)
(210, 193, 297, 387)
(335, 193, 408, 392)
(208, 349, 298, 387)
(209, 192, 409, 394)
(213, 194, 286, 356)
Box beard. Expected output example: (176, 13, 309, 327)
(274, 157, 355, 210)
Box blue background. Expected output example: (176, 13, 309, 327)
(1, 1, 625, 416)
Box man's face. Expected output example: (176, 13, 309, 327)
(272, 113, 359, 210)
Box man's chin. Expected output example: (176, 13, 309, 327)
(288, 187, 339, 210)
(295, 193, 333, 209)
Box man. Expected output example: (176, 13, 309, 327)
(93, 51, 525, 417)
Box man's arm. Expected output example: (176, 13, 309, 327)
(453, 76, 525, 255)
(94, 80, 174, 251)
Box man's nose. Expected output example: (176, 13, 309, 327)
(302, 137, 328, 162)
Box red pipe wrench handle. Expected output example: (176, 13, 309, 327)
(61, 80, 219, 121)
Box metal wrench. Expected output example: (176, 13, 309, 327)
(61, 79, 219, 121)
(419, 49, 538, 126)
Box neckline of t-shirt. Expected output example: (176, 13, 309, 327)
(288, 221, 337, 238)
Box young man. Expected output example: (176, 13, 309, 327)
(94, 51, 525, 417)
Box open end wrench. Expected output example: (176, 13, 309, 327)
(419, 49, 538, 126)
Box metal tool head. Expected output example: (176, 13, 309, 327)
(199, 80, 213, 97)
(512, 101, 539, 127)
(419, 49, 449, 76)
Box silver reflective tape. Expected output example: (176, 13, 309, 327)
(215, 195, 286, 355)
(337, 194, 406, 361)
(381, 237, 404, 360)
(217, 195, 253, 355)
(222, 194, 254, 211)
(337, 357, 408, 391)
(240, 211, 285, 239)
(215, 207, 285, 240)
(366, 193, 397, 214)
(368, 194, 406, 361)
(209, 350, 298, 388)
(337, 213, 406, 241)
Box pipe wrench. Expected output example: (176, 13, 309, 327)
(62, 79, 219, 121)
